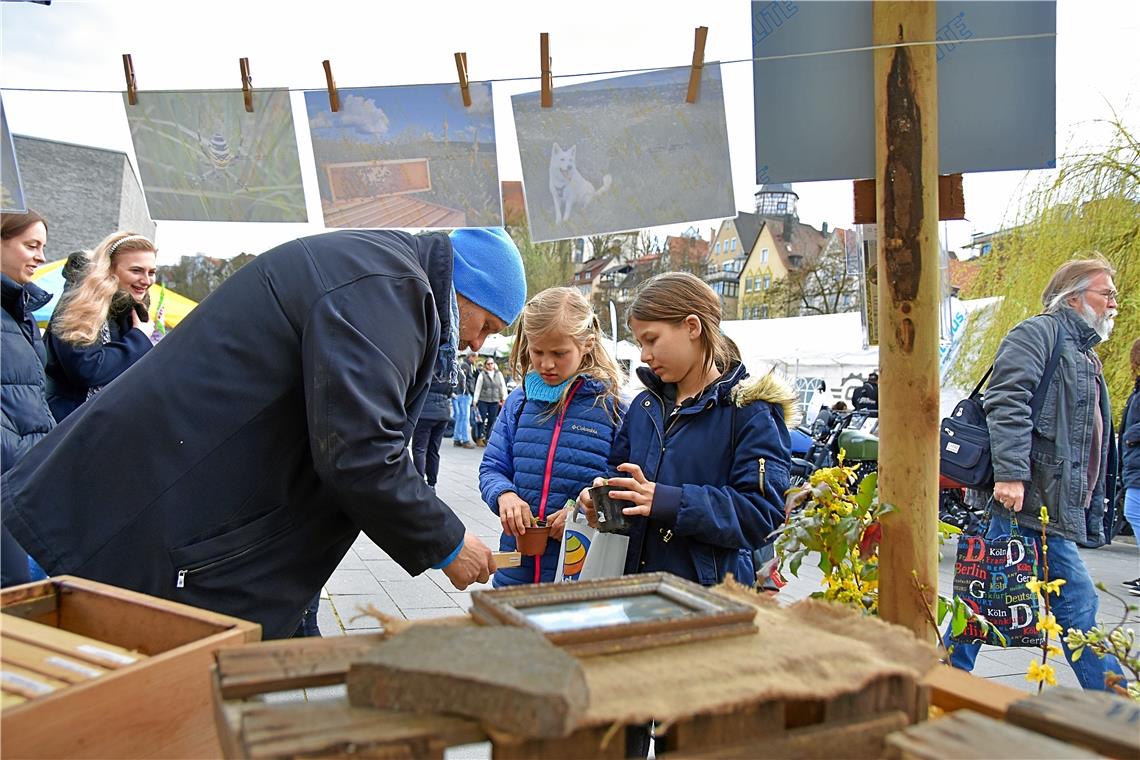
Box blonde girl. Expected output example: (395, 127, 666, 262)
(45, 231, 157, 421)
(479, 286, 625, 586)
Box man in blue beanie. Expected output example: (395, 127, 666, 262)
(2, 228, 526, 639)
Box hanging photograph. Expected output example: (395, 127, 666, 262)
(513, 64, 734, 243)
(305, 83, 500, 229)
(1, 97, 26, 213)
(123, 89, 307, 222)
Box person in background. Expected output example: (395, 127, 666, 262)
(1121, 337, 1140, 596)
(480, 287, 625, 586)
(452, 351, 476, 449)
(473, 357, 508, 446)
(44, 232, 157, 421)
(851, 370, 879, 410)
(946, 257, 1123, 690)
(412, 373, 456, 490)
(1, 210, 54, 587)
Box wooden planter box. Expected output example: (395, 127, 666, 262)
(1, 575, 260, 759)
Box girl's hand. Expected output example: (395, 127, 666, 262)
(577, 477, 606, 529)
(548, 504, 571, 540)
(497, 492, 532, 537)
(607, 463, 656, 517)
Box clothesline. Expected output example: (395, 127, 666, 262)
(0, 32, 1055, 95)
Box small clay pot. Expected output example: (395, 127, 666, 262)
(589, 485, 632, 534)
(515, 520, 551, 556)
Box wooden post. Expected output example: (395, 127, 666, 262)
(872, 1, 940, 639)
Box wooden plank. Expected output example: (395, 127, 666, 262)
(55, 580, 235, 654)
(493, 551, 521, 569)
(1, 626, 253, 759)
(241, 703, 484, 760)
(872, 0, 943, 640)
(0, 663, 68, 700)
(494, 723, 624, 760)
(853, 175, 965, 224)
(885, 709, 1102, 759)
(922, 664, 1024, 719)
(1006, 688, 1140, 759)
(1, 691, 27, 710)
(0, 637, 109, 684)
(681, 710, 910, 760)
(0, 613, 144, 669)
(216, 633, 386, 699)
(668, 699, 785, 752)
(0, 581, 59, 625)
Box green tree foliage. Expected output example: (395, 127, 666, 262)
(954, 120, 1139, 407)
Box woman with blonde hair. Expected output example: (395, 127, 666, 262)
(45, 231, 157, 421)
(479, 286, 625, 586)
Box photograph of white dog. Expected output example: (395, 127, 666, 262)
(513, 64, 733, 242)
(549, 143, 612, 225)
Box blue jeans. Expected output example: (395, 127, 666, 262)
(945, 513, 1124, 690)
(452, 394, 472, 443)
(1124, 488, 1140, 543)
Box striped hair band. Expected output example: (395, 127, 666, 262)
(108, 235, 153, 256)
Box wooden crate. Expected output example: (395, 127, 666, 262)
(1, 575, 260, 758)
(212, 633, 929, 759)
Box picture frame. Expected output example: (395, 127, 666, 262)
(470, 572, 757, 657)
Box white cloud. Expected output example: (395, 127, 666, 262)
(331, 94, 389, 136)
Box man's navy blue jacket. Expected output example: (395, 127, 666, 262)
(2, 230, 465, 638)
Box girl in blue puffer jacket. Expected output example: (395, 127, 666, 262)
(578, 272, 794, 586)
(480, 287, 625, 586)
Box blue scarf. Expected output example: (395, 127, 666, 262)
(524, 370, 574, 402)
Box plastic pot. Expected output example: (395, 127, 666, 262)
(515, 520, 551, 556)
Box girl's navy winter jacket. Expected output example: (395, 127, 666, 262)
(479, 376, 623, 585)
(615, 363, 792, 586)
(44, 308, 153, 422)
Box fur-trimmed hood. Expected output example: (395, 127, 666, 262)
(733, 370, 800, 427)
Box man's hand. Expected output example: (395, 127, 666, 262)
(993, 480, 1025, 512)
(577, 477, 606, 529)
(497, 492, 532, 537)
(441, 532, 494, 590)
(607, 463, 657, 518)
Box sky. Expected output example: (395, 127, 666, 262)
(1, 0, 1137, 264)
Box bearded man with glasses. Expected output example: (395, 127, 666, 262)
(947, 256, 1125, 690)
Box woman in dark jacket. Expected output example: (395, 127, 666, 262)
(412, 376, 456, 489)
(1122, 338, 1140, 594)
(44, 231, 156, 421)
(1, 210, 54, 587)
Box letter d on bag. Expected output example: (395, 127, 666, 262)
(1006, 538, 1025, 567)
(1010, 603, 1033, 629)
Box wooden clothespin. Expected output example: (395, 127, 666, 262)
(540, 32, 553, 108)
(454, 52, 471, 107)
(322, 60, 340, 112)
(122, 54, 138, 106)
(239, 57, 253, 113)
(686, 26, 709, 104)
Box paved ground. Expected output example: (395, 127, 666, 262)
(283, 442, 1137, 756)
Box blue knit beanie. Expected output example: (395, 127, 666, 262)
(449, 227, 527, 325)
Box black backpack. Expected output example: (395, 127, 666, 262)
(940, 321, 1062, 489)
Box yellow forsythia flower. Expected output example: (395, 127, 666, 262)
(1026, 661, 1057, 686)
(1039, 506, 1050, 525)
(1043, 578, 1066, 595)
(1026, 578, 1044, 596)
(1038, 613, 1063, 639)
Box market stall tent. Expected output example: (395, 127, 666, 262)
(28, 258, 198, 328)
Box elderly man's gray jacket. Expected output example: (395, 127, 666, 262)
(985, 308, 1114, 544)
